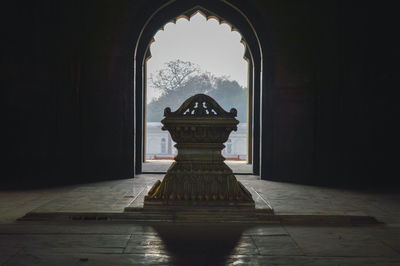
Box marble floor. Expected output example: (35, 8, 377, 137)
(1, 175, 400, 265)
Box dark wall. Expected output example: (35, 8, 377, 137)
(256, 1, 399, 186)
(1, 0, 398, 188)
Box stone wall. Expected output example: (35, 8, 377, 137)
(1, 0, 398, 187)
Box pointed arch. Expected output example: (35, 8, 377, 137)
(133, 0, 265, 176)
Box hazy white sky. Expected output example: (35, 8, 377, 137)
(147, 12, 248, 102)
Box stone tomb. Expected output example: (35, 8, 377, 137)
(143, 94, 255, 210)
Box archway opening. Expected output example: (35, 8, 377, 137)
(143, 11, 252, 173)
(134, 2, 263, 176)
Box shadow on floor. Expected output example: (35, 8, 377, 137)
(151, 223, 252, 266)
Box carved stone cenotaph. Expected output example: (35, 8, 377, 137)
(144, 94, 255, 210)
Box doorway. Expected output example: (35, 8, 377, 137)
(144, 12, 251, 174)
(134, 3, 263, 176)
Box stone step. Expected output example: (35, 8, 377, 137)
(19, 211, 381, 226)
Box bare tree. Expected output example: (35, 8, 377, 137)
(150, 60, 200, 94)
(147, 60, 247, 123)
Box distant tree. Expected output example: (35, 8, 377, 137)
(147, 60, 247, 123)
(147, 73, 213, 122)
(150, 60, 200, 94)
(208, 78, 247, 123)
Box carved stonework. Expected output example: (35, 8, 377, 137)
(144, 94, 255, 209)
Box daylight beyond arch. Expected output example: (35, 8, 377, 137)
(147, 12, 248, 102)
(146, 11, 249, 162)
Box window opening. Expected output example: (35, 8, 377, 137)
(226, 139, 232, 154)
(161, 138, 166, 154)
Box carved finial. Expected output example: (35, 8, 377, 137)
(230, 108, 237, 117)
(164, 107, 171, 117)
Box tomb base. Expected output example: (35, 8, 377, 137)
(144, 176, 255, 211)
(143, 94, 255, 211)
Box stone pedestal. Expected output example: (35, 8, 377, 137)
(144, 94, 255, 210)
